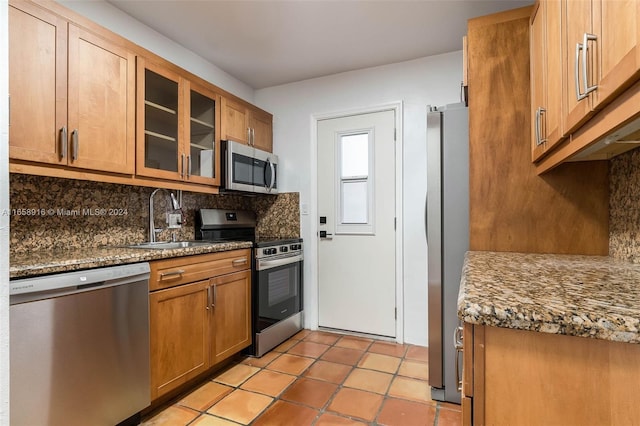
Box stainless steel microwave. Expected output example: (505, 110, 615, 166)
(221, 140, 278, 194)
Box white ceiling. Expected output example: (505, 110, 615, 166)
(107, 0, 533, 89)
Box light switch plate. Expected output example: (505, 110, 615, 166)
(301, 203, 309, 215)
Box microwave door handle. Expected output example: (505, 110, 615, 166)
(268, 158, 276, 192)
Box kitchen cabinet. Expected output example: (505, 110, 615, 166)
(8, 0, 135, 174)
(529, 0, 564, 161)
(463, 323, 640, 425)
(468, 5, 609, 255)
(563, 0, 640, 133)
(532, 0, 640, 171)
(566, 0, 640, 115)
(562, 0, 597, 133)
(221, 97, 273, 152)
(148, 249, 251, 400)
(149, 279, 210, 401)
(137, 57, 221, 186)
(9, 0, 274, 194)
(461, 323, 474, 426)
(211, 270, 252, 364)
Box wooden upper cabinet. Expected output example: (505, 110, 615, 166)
(137, 58, 221, 185)
(8, 1, 135, 174)
(67, 25, 135, 173)
(137, 58, 185, 181)
(211, 270, 252, 364)
(563, 0, 597, 134)
(532, 0, 640, 169)
(592, 0, 640, 108)
(221, 96, 273, 152)
(545, 0, 564, 151)
(8, 3, 66, 165)
(249, 107, 273, 152)
(220, 97, 250, 144)
(531, 0, 564, 161)
(187, 81, 221, 186)
(530, 1, 547, 161)
(563, 0, 640, 134)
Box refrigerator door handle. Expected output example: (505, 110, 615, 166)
(425, 192, 428, 243)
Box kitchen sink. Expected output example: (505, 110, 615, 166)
(126, 241, 214, 250)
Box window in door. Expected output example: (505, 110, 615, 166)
(336, 130, 374, 234)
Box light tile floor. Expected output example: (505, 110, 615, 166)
(141, 330, 462, 426)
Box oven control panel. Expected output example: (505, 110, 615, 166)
(256, 241, 303, 260)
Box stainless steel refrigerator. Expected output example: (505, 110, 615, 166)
(426, 103, 469, 404)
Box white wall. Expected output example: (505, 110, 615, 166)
(255, 52, 462, 345)
(59, 0, 254, 101)
(1, 0, 10, 421)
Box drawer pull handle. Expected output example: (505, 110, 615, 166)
(232, 258, 248, 267)
(160, 269, 185, 279)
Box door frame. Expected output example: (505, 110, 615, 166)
(310, 102, 404, 343)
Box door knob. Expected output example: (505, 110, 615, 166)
(319, 231, 333, 239)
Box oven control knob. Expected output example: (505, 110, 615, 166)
(262, 248, 270, 255)
(271, 248, 278, 255)
(290, 244, 299, 250)
(280, 246, 288, 253)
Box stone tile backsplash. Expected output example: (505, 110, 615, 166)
(609, 147, 640, 262)
(9, 174, 299, 255)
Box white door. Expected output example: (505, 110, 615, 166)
(317, 109, 396, 337)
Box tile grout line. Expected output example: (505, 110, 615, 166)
(145, 330, 439, 426)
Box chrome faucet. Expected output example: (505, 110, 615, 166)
(149, 188, 181, 243)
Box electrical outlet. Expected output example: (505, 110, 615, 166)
(167, 213, 182, 229)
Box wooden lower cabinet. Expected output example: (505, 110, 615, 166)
(211, 270, 251, 364)
(465, 324, 640, 425)
(150, 280, 210, 400)
(149, 252, 252, 401)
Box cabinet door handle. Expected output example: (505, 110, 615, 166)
(159, 269, 185, 279)
(71, 129, 79, 160)
(539, 107, 547, 144)
(251, 128, 255, 146)
(535, 108, 541, 146)
(187, 155, 191, 178)
(60, 127, 68, 159)
(181, 153, 186, 179)
(575, 42, 587, 100)
(247, 127, 252, 145)
(535, 107, 546, 146)
(206, 286, 211, 311)
(212, 285, 217, 308)
(454, 326, 463, 393)
(583, 33, 598, 96)
(232, 258, 248, 267)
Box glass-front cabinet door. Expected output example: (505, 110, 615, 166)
(187, 82, 220, 185)
(137, 57, 221, 186)
(137, 58, 183, 180)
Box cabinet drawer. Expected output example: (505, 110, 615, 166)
(149, 249, 251, 291)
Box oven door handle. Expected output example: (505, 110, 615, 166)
(257, 254, 303, 271)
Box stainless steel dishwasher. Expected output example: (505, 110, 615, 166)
(10, 262, 151, 426)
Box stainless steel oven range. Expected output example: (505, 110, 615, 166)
(196, 208, 303, 357)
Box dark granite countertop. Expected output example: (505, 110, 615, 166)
(458, 251, 640, 344)
(10, 241, 254, 279)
